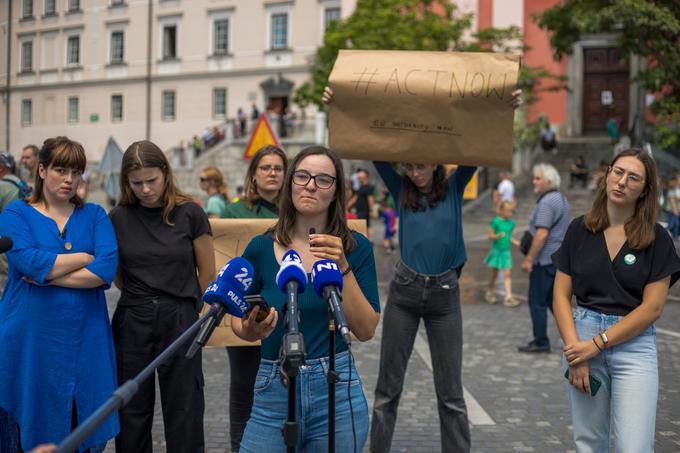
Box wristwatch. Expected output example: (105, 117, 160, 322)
(598, 332, 609, 349)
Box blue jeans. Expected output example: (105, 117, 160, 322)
(528, 263, 556, 347)
(370, 261, 470, 453)
(564, 306, 658, 453)
(239, 351, 369, 453)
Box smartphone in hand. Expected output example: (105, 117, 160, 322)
(244, 294, 270, 323)
(564, 369, 602, 396)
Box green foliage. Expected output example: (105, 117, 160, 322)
(536, 0, 680, 149)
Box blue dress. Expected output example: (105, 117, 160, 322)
(0, 200, 119, 451)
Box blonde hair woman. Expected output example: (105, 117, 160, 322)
(200, 166, 230, 219)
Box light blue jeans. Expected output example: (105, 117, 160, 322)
(564, 306, 658, 453)
(239, 351, 369, 453)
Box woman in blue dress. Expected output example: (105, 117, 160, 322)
(0, 137, 119, 453)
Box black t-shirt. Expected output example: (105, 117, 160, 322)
(110, 202, 211, 304)
(552, 216, 680, 315)
(354, 184, 374, 218)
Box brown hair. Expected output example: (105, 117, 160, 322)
(584, 148, 659, 249)
(119, 140, 192, 225)
(202, 166, 230, 202)
(243, 145, 288, 209)
(269, 145, 356, 252)
(29, 136, 87, 207)
(400, 164, 449, 211)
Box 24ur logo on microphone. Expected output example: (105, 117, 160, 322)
(234, 267, 253, 291)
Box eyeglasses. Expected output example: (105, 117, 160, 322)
(609, 166, 645, 187)
(257, 165, 284, 174)
(199, 177, 209, 182)
(292, 170, 336, 189)
(399, 163, 429, 174)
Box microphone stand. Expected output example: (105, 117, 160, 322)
(327, 308, 339, 453)
(57, 305, 218, 453)
(279, 284, 305, 453)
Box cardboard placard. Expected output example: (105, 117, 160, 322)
(202, 218, 368, 347)
(328, 50, 520, 167)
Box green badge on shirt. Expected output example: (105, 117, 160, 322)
(624, 253, 636, 265)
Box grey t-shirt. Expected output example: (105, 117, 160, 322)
(529, 190, 570, 266)
(0, 175, 21, 214)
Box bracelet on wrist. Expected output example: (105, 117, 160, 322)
(341, 264, 352, 276)
(598, 331, 609, 349)
(592, 337, 603, 353)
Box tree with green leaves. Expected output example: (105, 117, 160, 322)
(536, 0, 680, 149)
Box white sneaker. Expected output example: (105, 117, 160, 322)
(485, 290, 497, 304)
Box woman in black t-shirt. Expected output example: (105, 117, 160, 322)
(552, 148, 680, 452)
(109, 141, 215, 453)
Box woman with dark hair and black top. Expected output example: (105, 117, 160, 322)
(110, 141, 215, 453)
(323, 86, 521, 453)
(553, 148, 680, 452)
(232, 146, 380, 452)
(222, 145, 288, 453)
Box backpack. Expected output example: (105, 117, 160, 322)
(1, 177, 33, 200)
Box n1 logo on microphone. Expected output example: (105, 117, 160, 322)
(313, 261, 339, 273)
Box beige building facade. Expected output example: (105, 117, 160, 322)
(1, 0, 356, 161)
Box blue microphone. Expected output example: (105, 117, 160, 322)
(311, 260, 351, 346)
(276, 250, 307, 380)
(187, 257, 254, 358)
(276, 250, 307, 334)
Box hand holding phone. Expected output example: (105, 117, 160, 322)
(244, 294, 270, 323)
(564, 369, 602, 396)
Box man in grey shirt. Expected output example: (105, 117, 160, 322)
(519, 163, 570, 353)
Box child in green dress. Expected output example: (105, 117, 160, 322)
(485, 201, 520, 307)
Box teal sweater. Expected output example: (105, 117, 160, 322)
(374, 162, 475, 275)
(242, 231, 380, 359)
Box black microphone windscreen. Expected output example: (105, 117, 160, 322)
(309, 227, 316, 235)
(0, 237, 13, 254)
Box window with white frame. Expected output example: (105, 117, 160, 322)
(44, 0, 56, 16)
(110, 31, 125, 64)
(271, 13, 288, 50)
(213, 19, 229, 55)
(67, 96, 79, 123)
(68, 0, 80, 12)
(21, 41, 33, 72)
(162, 90, 175, 120)
(66, 35, 80, 65)
(22, 100, 33, 126)
(22, 0, 34, 19)
(213, 88, 226, 119)
(324, 7, 340, 28)
(162, 24, 178, 60)
(111, 95, 123, 122)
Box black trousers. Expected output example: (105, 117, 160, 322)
(226, 346, 261, 452)
(112, 297, 205, 453)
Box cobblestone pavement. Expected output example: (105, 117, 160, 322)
(101, 185, 680, 452)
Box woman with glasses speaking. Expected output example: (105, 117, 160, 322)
(222, 145, 288, 453)
(233, 145, 380, 451)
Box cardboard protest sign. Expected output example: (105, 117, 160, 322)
(328, 50, 520, 168)
(201, 218, 368, 347)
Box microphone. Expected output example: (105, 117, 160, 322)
(275, 250, 307, 334)
(0, 237, 12, 254)
(276, 250, 307, 380)
(186, 257, 254, 358)
(311, 260, 351, 346)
